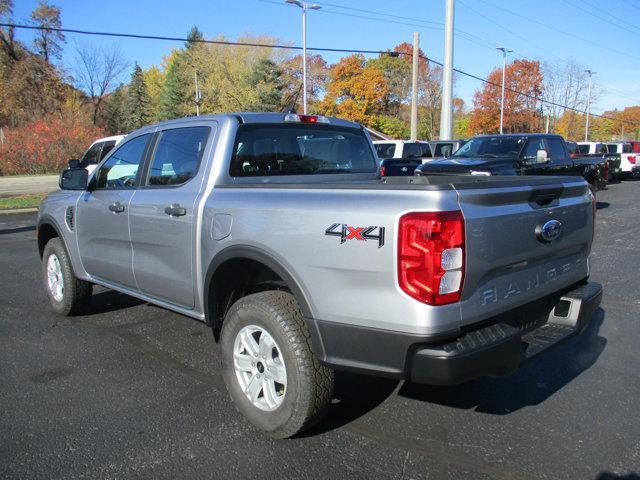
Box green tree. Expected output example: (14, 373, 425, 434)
(104, 84, 128, 134)
(246, 58, 284, 111)
(125, 63, 150, 131)
(185, 26, 204, 49)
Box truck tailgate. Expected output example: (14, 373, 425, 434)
(456, 178, 593, 327)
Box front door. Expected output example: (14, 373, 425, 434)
(129, 125, 213, 308)
(76, 133, 151, 289)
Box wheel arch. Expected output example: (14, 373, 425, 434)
(204, 245, 316, 339)
(37, 215, 64, 258)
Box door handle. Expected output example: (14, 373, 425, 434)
(164, 204, 187, 217)
(109, 202, 125, 213)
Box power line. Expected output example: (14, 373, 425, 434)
(2, 22, 637, 127)
(477, 0, 640, 62)
(563, 0, 640, 38)
(621, 0, 640, 11)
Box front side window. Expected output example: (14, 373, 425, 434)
(522, 138, 546, 159)
(596, 143, 607, 154)
(230, 124, 377, 176)
(94, 134, 150, 189)
(147, 127, 210, 186)
(434, 143, 454, 157)
(375, 143, 396, 159)
(606, 144, 619, 154)
(576, 144, 590, 154)
(79, 143, 102, 168)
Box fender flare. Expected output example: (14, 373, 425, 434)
(37, 214, 65, 257)
(203, 244, 315, 325)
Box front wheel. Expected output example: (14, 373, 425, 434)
(220, 291, 334, 438)
(42, 238, 92, 316)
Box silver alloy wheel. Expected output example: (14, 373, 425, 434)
(233, 324, 287, 411)
(46, 254, 64, 302)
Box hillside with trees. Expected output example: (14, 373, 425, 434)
(1, 1, 638, 175)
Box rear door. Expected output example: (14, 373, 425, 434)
(128, 124, 213, 308)
(76, 133, 152, 289)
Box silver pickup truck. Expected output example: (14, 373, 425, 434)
(38, 113, 602, 438)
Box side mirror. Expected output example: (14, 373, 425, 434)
(536, 149, 549, 164)
(59, 168, 88, 191)
(68, 159, 80, 169)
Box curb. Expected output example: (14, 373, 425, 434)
(0, 207, 39, 215)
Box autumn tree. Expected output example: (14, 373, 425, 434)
(280, 54, 328, 112)
(0, 0, 20, 61)
(469, 59, 544, 135)
(319, 54, 388, 126)
(30, 1, 65, 63)
(73, 43, 128, 124)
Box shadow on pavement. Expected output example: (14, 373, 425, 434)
(596, 201, 610, 210)
(81, 289, 146, 315)
(596, 473, 640, 480)
(0, 225, 36, 235)
(398, 308, 606, 415)
(298, 371, 399, 437)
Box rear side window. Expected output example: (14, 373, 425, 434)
(576, 145, 590, 154)
(546, 138, 566, 160)
(100, 141, 117, 160)
(375, 143, 396, 159)
(147, 127, 210, 186)
(420, 143, 432, 158)
(596, 143, 607, 154)
(230, 124, 377, 176)
(623, 143, 632, 153)
(606, 144, 618, 154)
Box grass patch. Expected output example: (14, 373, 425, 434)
(0, 194, 45, 210)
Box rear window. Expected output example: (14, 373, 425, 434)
(375, 143, 396, 159)
(230, 124, 377, 176)
(576, 144, 590, 154)
(402, 143, 423, 159)
(623, 143, 632, 153)
(606, 144, 619, 154)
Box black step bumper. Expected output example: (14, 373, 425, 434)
(409, 282, 602, 385)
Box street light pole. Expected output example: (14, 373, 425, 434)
(439, 0, 454, 140)
(585, 69, 595, 142)
(496, 46, 513, 134)
(286, 0, 321, 114)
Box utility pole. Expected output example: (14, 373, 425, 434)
(286, 0, 321, 114)
(194, 71, 201, 116)
(410, 32, 419, 141)
(496, 46, 513, 134)
(585, 69, 595, 141)
(545, 114, 550, 134)
(439, 0, 454, 140)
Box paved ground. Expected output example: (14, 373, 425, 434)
(1, 182, 639, 480)
(0, 174, 59, 198)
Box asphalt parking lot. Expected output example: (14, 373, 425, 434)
(1, 182, 639, 480)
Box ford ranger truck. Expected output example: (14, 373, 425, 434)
(38, 113, 602, 438)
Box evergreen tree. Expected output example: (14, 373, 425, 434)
(247, 58, 284, 112)
(159, 53, 189, 120)
(104, 84, 128, 134)
(185, 26, 204, 49)
(125, 63, 150, 131)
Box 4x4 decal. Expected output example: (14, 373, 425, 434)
(325, 223, 385, 248)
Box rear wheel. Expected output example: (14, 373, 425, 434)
(42, 238, 92, 316)
(220, 291, 334, 438)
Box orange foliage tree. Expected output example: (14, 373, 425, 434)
(469, 59, 543, 135)
(319, 54, 388, 125)
(0, 114, 104, 175)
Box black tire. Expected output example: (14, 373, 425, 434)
(220, 291, 334, 438)
(42, 237, 92, 316)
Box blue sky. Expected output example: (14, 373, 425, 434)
(11, 0, 640, 114)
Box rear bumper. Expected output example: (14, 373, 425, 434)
(311, 282, 602, 385)
(632, 166, 640, 176)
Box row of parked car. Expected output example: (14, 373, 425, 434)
(374, 136, 640, 190)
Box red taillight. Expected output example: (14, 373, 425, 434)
(629, 155, 636, 165)
(398, 211, 465, 305)
(380, 165, 386, 177)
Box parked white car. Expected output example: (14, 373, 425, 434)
(576, 141, 608, 155)
(72, 135, 126, 174)
(606, 141, 637, 177)
(373, 140, 432, 163)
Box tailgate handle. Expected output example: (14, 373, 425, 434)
(534, 193, 558, 206)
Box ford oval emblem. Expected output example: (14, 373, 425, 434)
(401, 167, 408, 172)
(537, 219, 562, 243)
